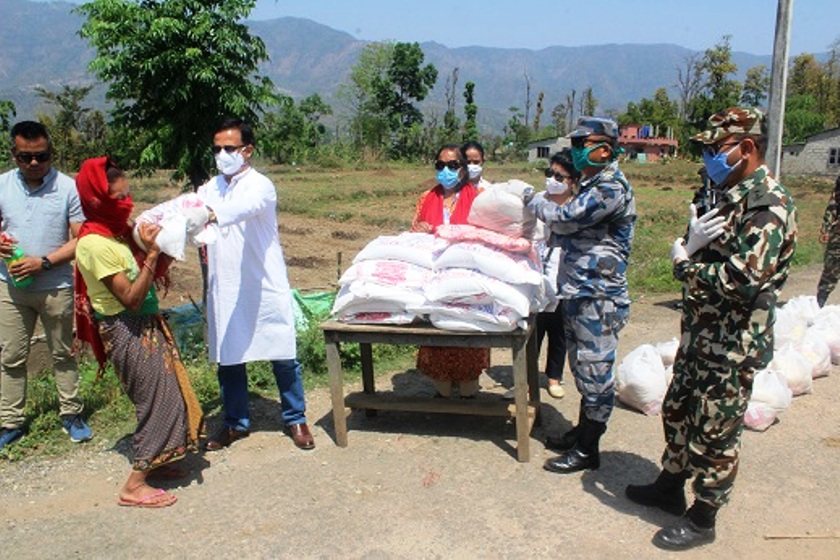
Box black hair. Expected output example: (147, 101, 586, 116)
(10, 120, 51, 150)
(549, 148, 581, 180)
(214, 118, 255, 147)
(105, 157, 125, 184)
(461, 141, 485, 162)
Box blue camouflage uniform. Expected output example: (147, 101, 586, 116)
(528, 161, 636, 423)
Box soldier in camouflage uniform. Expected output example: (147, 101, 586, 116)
(816, 175, 840, 307)
(525, 116, 636, 474)
(626, 107, 797, 551)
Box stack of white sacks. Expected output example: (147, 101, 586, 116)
(616, 295, 839, 431)
(331, 181, 554, 331)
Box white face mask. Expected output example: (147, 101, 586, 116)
(467, 164, 483, 180)
(215, 149, 246, 176)
(545, 177, 569, 195)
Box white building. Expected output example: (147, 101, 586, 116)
(781, 127, 840, 177)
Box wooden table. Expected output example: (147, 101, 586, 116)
(320, 319, 540, 462)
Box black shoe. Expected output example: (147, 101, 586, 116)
(653, 517, 716, 550)
(543, 446, 600, 474)
(625, 479, 687, 516)
(544, 426, 579, 452)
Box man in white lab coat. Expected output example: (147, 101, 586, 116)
(198, 118, 314, 451)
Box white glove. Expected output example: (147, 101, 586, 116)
(684, 203, 726, 256)
(670, 237, 688, 263)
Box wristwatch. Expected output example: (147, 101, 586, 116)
(41, 256, 53, 271)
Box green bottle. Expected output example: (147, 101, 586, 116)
(4, 246, 33, 288)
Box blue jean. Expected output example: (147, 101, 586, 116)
(217, 359, 307, 430)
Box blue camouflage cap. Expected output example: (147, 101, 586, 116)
(691, 106, 765, 144)
(567, 116, 619, 140)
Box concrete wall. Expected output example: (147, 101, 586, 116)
(782, 128, 840, 177)
(527, 138, 571, 162)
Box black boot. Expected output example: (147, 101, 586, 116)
(625, 470, 688, 516)
(544, 407, 584, 451)
(653, 501, 717, 551)
(543, 417, 606, 474)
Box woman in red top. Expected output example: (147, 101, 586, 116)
(411, 144, 490, 397)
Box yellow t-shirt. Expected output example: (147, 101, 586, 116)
(75, 234, 158, 317)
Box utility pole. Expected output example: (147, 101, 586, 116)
(766, 0, 794, 179)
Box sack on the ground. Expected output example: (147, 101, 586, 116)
(744, 401, 778, 432)
(750, 367, 793, 411)
(655, 337, 680, 367)
(616, 344, 668, 415)
(810, 306, 840, 364)
(799, 336, 832, 379)
(770, 342, 813, 396)
(773, 306, 808, 349)
(782, 295, 821, 325)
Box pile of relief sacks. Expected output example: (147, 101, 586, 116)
(616, 295, 839, 431)
(331, 180, 554, 331)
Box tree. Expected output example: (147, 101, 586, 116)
(34, 84, 108, 170)
(442, 67, 460, 141)
(0, 99, 16, 140)
(741, 65, 770, 107)
(675, 53, 704, 120)
(78, 0, 277, 186)
(372, 42, 438, 158)
(262, 94, 332, 164)
(462, 81, 478, 142)
(580, 87, 597, 116)
(783, 94, 825, 143)
(337, 42, 394, 155)
(533, 92, 544, 132)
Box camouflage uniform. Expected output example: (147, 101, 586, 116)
(529, 161, 636, 423)
(817, 181, 840, 307)
(664, 162, 797, 509)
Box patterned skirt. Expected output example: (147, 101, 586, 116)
(99, 314, 204, 472)
(416, 346, 491, 382)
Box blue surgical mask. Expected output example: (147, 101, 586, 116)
(702, 143, 741, 185)
(436, 167, 461, 190)
(570, 142, 610, 172)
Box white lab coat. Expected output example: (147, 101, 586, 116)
(197, 167, 296, 365)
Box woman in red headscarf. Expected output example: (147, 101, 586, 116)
(74, 157, 202, 508)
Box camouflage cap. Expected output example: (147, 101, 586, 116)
(567, 116, 619, 140)
(691, 106, 765, 144)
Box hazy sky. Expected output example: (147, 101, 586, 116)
(248, 0, 837, 56)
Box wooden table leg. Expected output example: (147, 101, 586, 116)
(325, 335, 348, 447)
(360, 342, 377, 417)
(512, 336, 530, 462)
(526, 324, 540, 406)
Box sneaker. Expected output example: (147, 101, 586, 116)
(61, 415, 92, 443)
(0, 427, 24, 451)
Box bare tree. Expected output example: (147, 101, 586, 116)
(675, 53, 704, 120)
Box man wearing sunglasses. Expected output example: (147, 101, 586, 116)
(0, 121, 91, 451)
(626, 107, 797, 550)
(526, 116, 636, 475)
(197, 118, 315, 452)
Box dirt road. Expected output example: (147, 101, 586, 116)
(1, 265, 839, 559)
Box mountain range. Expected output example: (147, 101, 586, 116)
(1, 0, 789, 135)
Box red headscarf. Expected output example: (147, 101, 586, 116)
(73, 157, 168, 373)
(414, 184, 479, 229)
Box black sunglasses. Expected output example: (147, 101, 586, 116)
(14, 151, 51, 164)
(435, 160, 462, 171)
(211, 144, 245, 154)
(544, 169, 571, 181)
